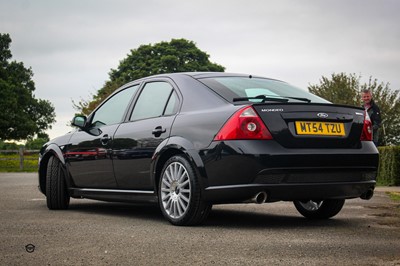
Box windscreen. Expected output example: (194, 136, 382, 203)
(200, 76, 330, 104)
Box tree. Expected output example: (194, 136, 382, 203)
(308, 73, 361, 106)
(74, 38, 225, 115)
(0, 33, 56, 141)
(0, 140, 20, 150)
(308, 73, 400, 145)
(25, 133, 50, 150)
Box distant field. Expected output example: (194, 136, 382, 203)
(0, 152, 38, 172)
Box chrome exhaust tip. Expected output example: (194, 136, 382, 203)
(252, 191, 268, 204)
(360, 188, 374, 200)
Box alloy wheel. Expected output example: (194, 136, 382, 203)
(160, 161, 191, 219)
(298, 200, 323, 211)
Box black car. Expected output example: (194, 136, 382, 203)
(38, 72, 379, 226)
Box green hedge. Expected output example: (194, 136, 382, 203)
(377, 146, 400, 186)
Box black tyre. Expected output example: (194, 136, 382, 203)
(46, 156, 70, 210)
(293, 199, 345, 219)
(158, 155, 211, 226)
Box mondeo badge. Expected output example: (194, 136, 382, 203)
(317, 113, 329, 118)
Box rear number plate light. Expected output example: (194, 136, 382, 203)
(295, 121, 345, 136)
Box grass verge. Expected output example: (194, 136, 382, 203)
(386, 192, 400, 201)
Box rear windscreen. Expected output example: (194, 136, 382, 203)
(199, 76, 330, 104)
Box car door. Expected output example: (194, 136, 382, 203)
(112, 80, 180, 190)
(66, 85, 139, 188)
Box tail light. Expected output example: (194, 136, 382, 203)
(214, 106, 273, 140)
(360, 111, 373, 141)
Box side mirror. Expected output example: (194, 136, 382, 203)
(72, 115, 87, 128)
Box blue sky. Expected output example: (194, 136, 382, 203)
(1, 0, 399, 139)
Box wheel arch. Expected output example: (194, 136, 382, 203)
(152, 136, 207, 194)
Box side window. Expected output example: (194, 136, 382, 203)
(91, 85, 139, 127)
(130, 82, 177, 121)
(164, 91, 179, 116)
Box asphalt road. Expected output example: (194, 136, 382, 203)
(0, 173, 399, 265)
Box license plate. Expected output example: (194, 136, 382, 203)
(295, 121, 345, 136)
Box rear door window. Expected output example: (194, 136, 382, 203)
(130, 81, 178, 121)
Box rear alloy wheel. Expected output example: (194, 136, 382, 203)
(293, 199, 345, 219)
(46, 156, 70, 210)
(159, 155, 211, 226)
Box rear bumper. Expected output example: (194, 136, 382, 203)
(204, 181, 376, 203)
(201, 140, 379, 203)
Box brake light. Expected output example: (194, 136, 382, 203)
(214, 106, 273, 140)
(360, 111, 373, 141)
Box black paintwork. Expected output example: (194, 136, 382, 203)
(38, 72, 379, 204)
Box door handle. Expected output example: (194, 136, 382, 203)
(152, 126, 166, 137)
(101, 134, 112, 145)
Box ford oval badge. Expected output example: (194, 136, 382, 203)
(317, 113, 329, 118)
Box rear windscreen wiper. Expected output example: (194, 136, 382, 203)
(233, 95, 311, 103)
(283, 96, 311, 103)
(233, 95, 289, 103)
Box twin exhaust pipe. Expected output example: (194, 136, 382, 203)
(246, 188, 373, 204)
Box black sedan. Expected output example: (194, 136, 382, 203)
(38, 72, 379, 225)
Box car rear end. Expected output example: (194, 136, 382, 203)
(196, 74, 379, 203)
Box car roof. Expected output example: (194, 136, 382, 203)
(136, 72, 282, 82)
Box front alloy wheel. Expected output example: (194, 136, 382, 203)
(293, 199, 345, 219)
(159, 155, 211, 226)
